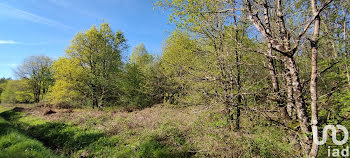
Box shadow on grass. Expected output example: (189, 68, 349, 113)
(0, 108, 105, 156)
(29, 122, 105, 154)
(134, 135, 196, 158)
(0, 107, 25, 121)
(0, 114, 60, 158)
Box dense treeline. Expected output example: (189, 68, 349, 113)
(1, 23, 166, 109)
(0, 0, 349, 157)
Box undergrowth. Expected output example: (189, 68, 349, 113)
(0, 104, 299, 157)
(0, 106, 193, 157)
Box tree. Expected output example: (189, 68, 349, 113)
(46, 57, 87, 107)
(52, 22, 127, 108)
(157, 0, 257, 130)
(130, 43, 154, 66)
(122, 63, 149, 108)
(156, 0, 350, 157)
(121, 43, 158, 108)
(15, 55, 53, 103)
(161, 30, 211, 106)
(244, 0, 334, 156)
(1, 79, 34, 104)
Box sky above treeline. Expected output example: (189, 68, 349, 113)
(0, 0, 173, 78)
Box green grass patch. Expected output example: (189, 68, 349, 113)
(18, 115, 47, 126)
(0, 113, 60, 158)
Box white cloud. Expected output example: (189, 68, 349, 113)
(0, 40, 18, 44)
(0, 3, 73, 30)
(8, 64, 18, 67)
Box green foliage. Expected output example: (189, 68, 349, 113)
(135, 136, 173, 158)
(1, 79, 34, 104)
(161, 31, 198, 78)
(130, 43, 154, 66)
(0, 78, 10, 102)
(122, 63, 151, 108)
(240, 126, 293, 158)
(15, 55, 54, 103)
(156, 0, 232, 33)
(121, 43, 167, 108)
(45, 57, 87, 107)
(48, 22, 127, 108)
(161, 30, 206, 105)
(0, 1, 349, 157)
(0, 82, 13, 104)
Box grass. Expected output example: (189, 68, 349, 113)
(0, 105, 194, 157)
(0, 112, 60, 158)
(0, 103, 299, 157)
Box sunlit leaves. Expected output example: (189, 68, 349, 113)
(49, 22, 127, 107)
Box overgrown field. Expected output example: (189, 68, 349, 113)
(0, 104, 298, 158)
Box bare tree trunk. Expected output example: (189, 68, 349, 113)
(264, 1, 279, 98)
(263, 0, 289, 119)
(267, 48, 280, 97)
(263, 1, 279, 96)
(286, 72, 297, 119)
(244, 0, 335, 156)
(309, 0, 321, 157)
(285, 68, 296, 119)
(285, 56, 311, 156)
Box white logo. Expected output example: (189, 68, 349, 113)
(313, 124, 348, 145)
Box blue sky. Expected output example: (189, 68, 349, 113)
(0, 0, 173, 78)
